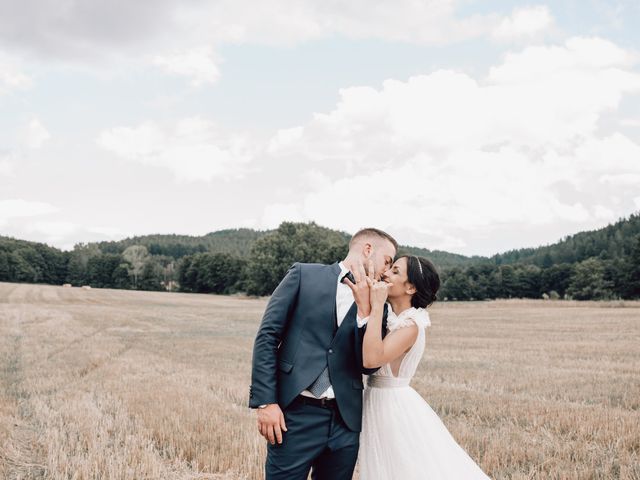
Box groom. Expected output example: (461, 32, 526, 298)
(249, 228, 398, 479)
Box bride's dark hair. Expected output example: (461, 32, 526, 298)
(397, 255, 440, 308)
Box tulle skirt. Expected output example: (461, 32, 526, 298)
(359, 382, 491, 480)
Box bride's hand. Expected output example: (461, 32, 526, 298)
(370, 279, 392, 309)
(343, 258, 374, 317)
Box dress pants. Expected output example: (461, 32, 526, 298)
(265, 396, 359, 480)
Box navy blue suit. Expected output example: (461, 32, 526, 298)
(249, 262, 386, 479)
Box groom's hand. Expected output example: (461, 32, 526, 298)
(257, 403, 287, 445)
(343, 258, 375, 317)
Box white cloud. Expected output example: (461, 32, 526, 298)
(261, 36, 640, 251)
(0, 158, 14, 176)
(97, 117, 253, 182)
(0, 199, 58, 227)
(242, 1, 493, 44)
(153, 46, 220, 86)
(87, 226, 129, 238)
(267, 126, 304, 154)
(20, 117, 51, 148)
(0, 1, 552, 63)
(594, 205, 616, 220)
(9, 221, 135, 250)
(0, 119, 50, 182)
(26, 220, 78, 238)
(262, 148, 597, 246)
(269, 37, 640, 161)
(262, 203, 306, 228)
(164, 1, 548, 48)
(491, 5, 554, 41)
(0, 1, 558, 89)
(599, 173, 640, 185)
(488, 37, 635, 82)
(0, 53, 32, 94)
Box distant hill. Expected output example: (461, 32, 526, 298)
(1, 214, 638, 300)
(93, 216, 640, 271)
(398, 245, 483, 269)
(88, 227, 479, 268)
(435, 213, 640, 301)
(95, 228, 266, 259)
(3, 215, 639, 269)
(490, 213, 640, 267)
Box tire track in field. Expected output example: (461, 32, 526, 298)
(40, 335, 140, 398)
(0, 308, 46, 479)
(45, 325, 111, 360)
(74, 341, 134, 381)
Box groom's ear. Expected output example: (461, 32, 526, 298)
(362, 242, 373, 257)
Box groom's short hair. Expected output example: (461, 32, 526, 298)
(349, 228, 398, 252)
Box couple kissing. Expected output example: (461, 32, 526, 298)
(249, 228, 491, 480)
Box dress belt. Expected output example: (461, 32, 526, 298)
(367, 376, 411, 388)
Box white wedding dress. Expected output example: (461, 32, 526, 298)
(359, 307, 491, 479)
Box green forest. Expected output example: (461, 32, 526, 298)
(1, 214, 639, 300)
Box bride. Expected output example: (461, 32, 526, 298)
(346, 255, 491, 479)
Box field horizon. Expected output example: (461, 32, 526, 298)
(1, 282, 639, 479)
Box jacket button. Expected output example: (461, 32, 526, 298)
(328, 349, 333, 354)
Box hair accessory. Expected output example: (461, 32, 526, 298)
(414, 256, 423, 275)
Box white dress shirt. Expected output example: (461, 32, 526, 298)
(301, 261, 367, 399)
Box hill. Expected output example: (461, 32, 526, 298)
(398, 245, 483, 268)
(96, 228, 266, 258)
(490, 213, 640, 267)
(436, 213, 640, 301)
(1, 214, 638, 300)
(80, 227, 479, 268)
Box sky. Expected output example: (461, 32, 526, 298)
(1, 0, 639, 256)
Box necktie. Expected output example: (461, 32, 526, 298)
(308, 366, 332, 398)
(308, 272, 346, 398)
(341, 270, 355, 285)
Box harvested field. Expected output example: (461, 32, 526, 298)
(0, 282, 638, 479)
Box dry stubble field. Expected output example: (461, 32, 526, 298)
(0, 281, 639, 479)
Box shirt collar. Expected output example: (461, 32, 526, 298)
(337, 261, 349, 283)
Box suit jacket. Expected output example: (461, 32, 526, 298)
(249, 261, 387, 432)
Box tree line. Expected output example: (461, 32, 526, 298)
(438, 213, 640, 301)
(0, 223, 348, 296)
(438, 251, 640, 301)
(1, 217, 639, 300)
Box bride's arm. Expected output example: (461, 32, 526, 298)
(362, 282, 418, 369)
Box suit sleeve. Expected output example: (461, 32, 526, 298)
(355, 306, 388, 375)
(249, 263, 301, 408)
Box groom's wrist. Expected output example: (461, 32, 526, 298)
(356, 315, 369, 328)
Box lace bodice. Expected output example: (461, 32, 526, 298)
(370, 306, 431, 382)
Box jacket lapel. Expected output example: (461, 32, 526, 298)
(312, 262, 341, 345)
(329, 262, 341, 330)
(332, 301, 357, 346)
